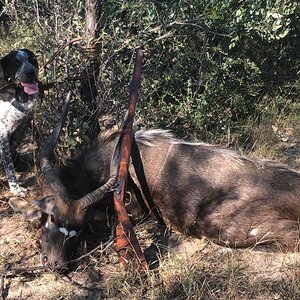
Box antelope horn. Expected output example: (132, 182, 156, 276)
(40, 92, 71, 205)
(76, 130, 123, 210)
(78, 176, 117, 210)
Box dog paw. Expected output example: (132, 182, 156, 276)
(10, 186, 27, 197)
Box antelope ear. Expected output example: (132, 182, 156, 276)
(9, 197, 42, 222)
(9, 195, 56, 221)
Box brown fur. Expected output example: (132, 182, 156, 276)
(125, 131, 300, 249)
(85, 129, 300, 250)
(10, 129, 300, 268)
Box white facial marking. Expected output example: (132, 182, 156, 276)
(249, 228, 258, 236)
(58, 227, 77, 237)
(69, 230, 77, 237)
(59, 227, 69, 236)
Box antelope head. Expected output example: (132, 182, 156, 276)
(9, 92, 117, 269)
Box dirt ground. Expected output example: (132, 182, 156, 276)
(0, 139, 300, 299)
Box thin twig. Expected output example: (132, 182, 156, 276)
(99, 18, 229, 74)
(0, 238, 114, 279)
(0, 239, 113, 297)
(69, 238, 115, 264)
(41, 75, 88, 90)
(39, 37, 82, 71)
(54, 272, 100, 292)
(1, 265, 49, 278)
(1, 265, 49, 297)
(167, 20, 231, 37)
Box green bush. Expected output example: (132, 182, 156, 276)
(1, 0, 299, 148)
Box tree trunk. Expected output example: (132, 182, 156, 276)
(85, 0, 100, 41)
(80, 0, 101, 140)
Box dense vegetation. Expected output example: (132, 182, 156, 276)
(1, 0, 299, 149)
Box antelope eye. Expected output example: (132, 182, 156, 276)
(42, 255, 48, 265)
(40, 234, 49, 242)
(50, 215, 56, 222)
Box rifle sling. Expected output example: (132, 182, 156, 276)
(130, 137, 165, 226)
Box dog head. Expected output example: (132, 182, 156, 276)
(0, 49, 39, 96)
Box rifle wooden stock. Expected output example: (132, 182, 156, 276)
(113, 49, 147, 269)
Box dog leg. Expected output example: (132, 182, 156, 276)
(0, 133, 26, 196)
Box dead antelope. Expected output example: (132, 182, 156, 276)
(10, 98, 300, 268)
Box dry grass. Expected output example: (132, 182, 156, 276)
(1, 203, 300, 300)
(240, 110, 300, 172)
(99, 235, 300, 300)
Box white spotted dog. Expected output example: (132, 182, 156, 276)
(0, 49, 39, 196)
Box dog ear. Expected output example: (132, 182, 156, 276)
(0, 51, 19, 82)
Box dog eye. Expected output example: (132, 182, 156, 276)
(30, 56, 37, 63)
